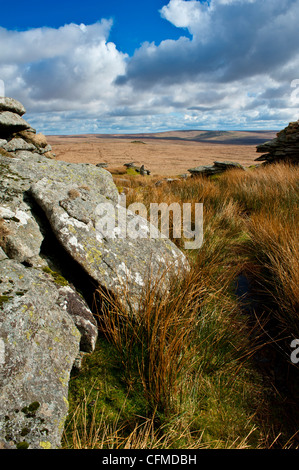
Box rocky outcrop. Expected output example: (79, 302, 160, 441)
(255, 120, 299, 165)
(188, 161, 245, 177)
(0, 97, 189, 448)
(124, 162, 151, 175)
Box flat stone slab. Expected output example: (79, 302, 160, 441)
(0, 97, 26, 116)
(3, 137, 36, 152)
(0, 112, 31, 137)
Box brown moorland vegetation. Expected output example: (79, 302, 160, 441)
(48, 130, 277, 176)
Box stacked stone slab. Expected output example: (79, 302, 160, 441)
(0, 97, 55, 159)
(255, 120, 299, 165)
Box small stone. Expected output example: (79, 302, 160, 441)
(96, 163, 108, 168)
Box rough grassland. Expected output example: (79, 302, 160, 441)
(63, 163, 299, 449)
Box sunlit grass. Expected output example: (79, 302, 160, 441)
(64, 162, 299, 449)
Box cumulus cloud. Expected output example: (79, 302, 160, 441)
(0, 0, 299, 133)
(119, 0, 299, 87)
(0, 20, 128, 113)
(114, 0, 299, 129)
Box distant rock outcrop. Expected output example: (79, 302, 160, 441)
(255, 120, 299, 165)
(124, 162, 151, 175)
(0, 97, 189, 449)
(188, 161, 245, 177)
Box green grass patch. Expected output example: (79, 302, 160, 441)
(126, 168, 139, 176)
(42, 266, 69, 287)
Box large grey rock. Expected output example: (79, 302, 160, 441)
(188, 164, 222, 177)
(0, 259, 82, 449)
(0, 97, 26, 116)
(30, 178, 189, 311)
(0, 96, 191, 449)
(213, 161, 245, 170)
(0, 157, 44, 264)
(0, 112, 31, 137)
(3, 151, 118, 204)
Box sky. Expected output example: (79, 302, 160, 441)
(1, 0, 299, 134)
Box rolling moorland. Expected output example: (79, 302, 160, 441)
(48, 129, 299, 449)
(47, 129, 277, 176)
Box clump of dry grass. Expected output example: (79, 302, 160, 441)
(0, 218, 9, 249)
(246, 209, 299, 338)
(95, 268, 204, 415)
(65, 262, 262, 449)
(68, 188, 81, 199)
(64, 384, 259, 449)
(63, 385, 211, 449)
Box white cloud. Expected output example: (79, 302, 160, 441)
(115, 0, 299, 129)
(160, 0, 211, 37)
(0, 20, 128, 113)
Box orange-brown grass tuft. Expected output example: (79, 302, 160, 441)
(0, 218, 9, 249)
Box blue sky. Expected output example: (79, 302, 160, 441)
(1, 0, 299, 134)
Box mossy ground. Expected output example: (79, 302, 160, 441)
(63, 337, 149, 448)
(42, 266, 69, 287)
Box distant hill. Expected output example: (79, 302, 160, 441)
(80, 129, 278, 146)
